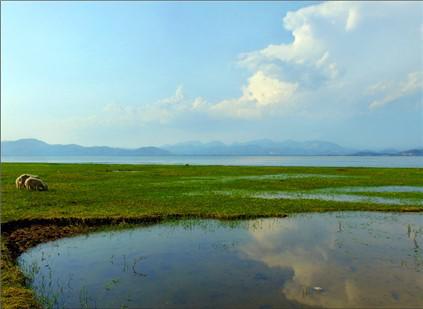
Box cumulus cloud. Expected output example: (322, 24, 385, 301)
(236, 1, 422, 116)
(368, 71, 423, 109)
(345, 8, 359, 31)
(101, 70, 298, 123)
(238, 2, 356, 83)
(57, 1, 421, 144)
(244, 71, 298, 106)
(102, 87, 210, 125)
(101, 2, 421, 124)
(158, 85, 185, 105)
(211, 71, 298, 119)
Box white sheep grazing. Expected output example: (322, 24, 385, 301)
(16, 174, 39, 189)
(25, 177, 48, 191)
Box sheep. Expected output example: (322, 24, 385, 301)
(24, 177, 48, 191)
(15, 174, 39, 189)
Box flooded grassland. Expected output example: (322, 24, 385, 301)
(1, 163, 423, 308)
(18, 213, 423, 308)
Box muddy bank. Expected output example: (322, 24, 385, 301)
(5, 224, 93, 260)
(2, 213, 288, 260)
(2, 213, 288, 234)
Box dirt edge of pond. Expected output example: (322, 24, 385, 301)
(3, 214, 288, 258)
(1, 213, 287, 309)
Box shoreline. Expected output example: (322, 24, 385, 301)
(2, 156, 423, 168)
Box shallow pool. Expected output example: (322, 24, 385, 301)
(18, 212, 423, 308)
(255, 192, 423, 205)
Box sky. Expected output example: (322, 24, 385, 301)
(1, 1, 422, 149)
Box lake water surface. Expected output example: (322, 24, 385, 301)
(3, 155, 423, 167)
(18, 212, 423, 308)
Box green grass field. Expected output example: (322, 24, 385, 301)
(1, 163, 423, 308)
(2, 163, 423, 223)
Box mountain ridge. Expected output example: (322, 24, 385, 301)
(1, 139, 170, 156)
(2, 138, 422, 156)
(162, 140, 356, 155)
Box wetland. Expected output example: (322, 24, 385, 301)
(1, 163, 423, 308)
(18, 212, 423, 308)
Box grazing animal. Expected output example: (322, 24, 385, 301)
(16, 174, 39, 189)
(25, 177, 48, 191)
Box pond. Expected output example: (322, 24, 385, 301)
(18, 212, 423, 308)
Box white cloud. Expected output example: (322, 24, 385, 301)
(369, 71, 423, 109)
(345, 8, 359, 31)
(238, 1, 422, 116)
(191, 96, 207, 110)
(99, 2, 422, 124)
(211, 71, 298, 119)
(244, 71, 298, 106)
(238, 2, 359, 82)
(100, 87, 210, 125)
(101, 71, 298, 122)
(158, 85, 185, 105)
(32, 2, 421, 146)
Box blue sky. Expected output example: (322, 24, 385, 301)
(1, 1, 422, 149)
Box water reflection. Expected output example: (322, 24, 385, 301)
(19, 213, 423, 308)
(319, 186, 423, 193)
(255, 192, 423, 205)
(241, 213, 423, 308)
(194, 173, 349, 182)
(172, 173, 350, 186)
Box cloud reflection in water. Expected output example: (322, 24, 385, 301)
(241, 213, 423, 308)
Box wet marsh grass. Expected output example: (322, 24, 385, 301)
(1, 162, 423, 308)
(2, 163, 423, 223)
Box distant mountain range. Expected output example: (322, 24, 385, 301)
(1, 138, 422, 156)
(163, 140, 423, 156)
(162, 139, 355, 156)
(352, 149, 423, 156)
(0, 139, 170, 156)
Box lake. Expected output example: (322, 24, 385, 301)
(18, 212, 423, 308)
(3, 155, 423, 167)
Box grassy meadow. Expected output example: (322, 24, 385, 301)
(1, 162, 423, 308)
(2, 163, 423, 223)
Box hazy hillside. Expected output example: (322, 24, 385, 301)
(398, 149, 423, 156)
(1, 139, 170, 156)
(2, 139, 422, 156)
(163, 139, 356, 155)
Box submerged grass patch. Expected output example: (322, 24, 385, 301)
(1, 163, 423, 308)
(254, 191, 423, 206)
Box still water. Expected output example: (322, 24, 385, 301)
(18, 212, 423, 308)
(255, 191, 423, 206)
(3, 155, 423, 167)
